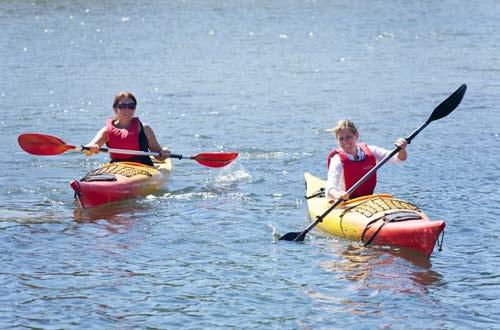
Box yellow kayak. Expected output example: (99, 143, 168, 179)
(305, 172, 445, 257)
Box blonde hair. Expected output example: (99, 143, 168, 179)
(333, 119, 358, 137)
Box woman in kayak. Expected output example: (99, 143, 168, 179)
(325, 119, 408, 201)
(83, 92, 170, 166)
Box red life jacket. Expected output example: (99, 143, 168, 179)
(106, 117, 144, 162)
(327, 143, 377, 198)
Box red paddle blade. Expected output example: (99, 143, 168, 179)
(192, 152, 239, 168)
(18, 133, 76, 155)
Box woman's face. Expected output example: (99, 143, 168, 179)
(336, 128, 358, 154)
(114, 96, 136, 120)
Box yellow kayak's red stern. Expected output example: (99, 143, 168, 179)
(305, 172, 445, 257)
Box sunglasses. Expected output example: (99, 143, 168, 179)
(117, 103, 136, 110)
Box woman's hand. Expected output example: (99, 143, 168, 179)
(83, 144, 100, 156)
(156, 148, 171, 161)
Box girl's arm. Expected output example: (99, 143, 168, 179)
(394, 137, 408, 161)
(325, 155, 349, 200)
(371, 138, 408, 164)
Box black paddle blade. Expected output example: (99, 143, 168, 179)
(429, 84, 467, 122)
(279, 232, 306, 242)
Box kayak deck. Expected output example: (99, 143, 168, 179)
(70, 159, 172, 209)
(304, 172, 445, 257)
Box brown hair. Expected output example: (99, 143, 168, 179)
(112, 92, 137, 109)
(333, 119, 358, 137)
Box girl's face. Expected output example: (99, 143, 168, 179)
(336, 128, 358, 154)
(114, 97, 136, 121)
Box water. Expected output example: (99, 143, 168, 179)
(1, 0, 499, 328)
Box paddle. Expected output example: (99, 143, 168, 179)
(17, 133, 239, 168)
(279, 84, 467, 242)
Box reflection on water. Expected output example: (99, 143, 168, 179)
(319, 244, 443, 291)
(305, 243, 445, 322)
(72, 198, 147, 224)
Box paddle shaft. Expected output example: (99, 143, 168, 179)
(77, 146, 184, 159)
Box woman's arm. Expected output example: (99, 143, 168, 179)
(143, 124, 170, 161)
(84, 127, 107, 155)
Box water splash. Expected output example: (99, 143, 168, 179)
(215, 169, 252, 184)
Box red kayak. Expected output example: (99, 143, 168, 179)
(70, 160, 172, 208)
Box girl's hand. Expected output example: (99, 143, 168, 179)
(83, 144, 100, 156)
(331, 190, 350, 201)
(395, 137, 408, 149)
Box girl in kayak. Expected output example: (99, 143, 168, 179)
(83, 92, 170, 166)
(325, 119, 408, 200)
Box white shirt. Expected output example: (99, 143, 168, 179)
(325, 144, 404, 199)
